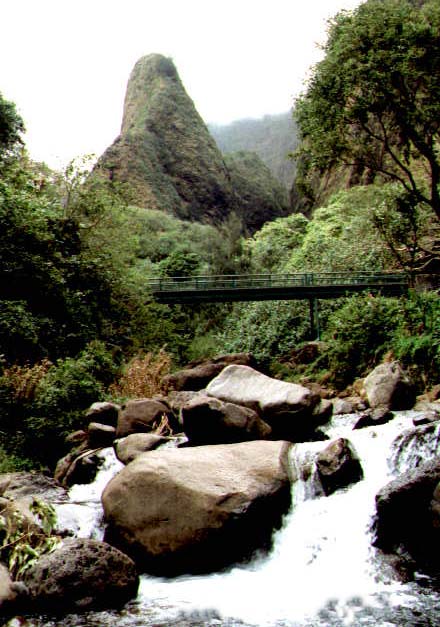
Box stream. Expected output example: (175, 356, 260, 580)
(6, 411, 440, 627)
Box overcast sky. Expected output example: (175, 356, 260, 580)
(1, 0, 362, 169)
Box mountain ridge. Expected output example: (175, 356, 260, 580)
(97, 54, 290, 232)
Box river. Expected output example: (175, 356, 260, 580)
(6, 412, 440, 626)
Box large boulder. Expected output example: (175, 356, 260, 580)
(102, 440, 293, 575)
(116, 398, 179, 439)
(22, 538, 139, 613)
(206, 365, 331, 441)
(181, 395, 272, 445)
(163, 353, 258, 392)
(316, 438, 363, 495)
(363, 361, 415, 410)
(373, 459, 440, 572)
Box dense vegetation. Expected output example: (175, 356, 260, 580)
(0, 0, 439, 471)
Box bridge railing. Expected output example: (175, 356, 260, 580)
(147, 271, 408, 292)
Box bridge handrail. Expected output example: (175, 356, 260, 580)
(147, 272, 409, 292)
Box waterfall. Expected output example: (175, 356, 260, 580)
(136, 413, 423, 626)
(55, 448, 123, 539)
(16, 412, 440, 627)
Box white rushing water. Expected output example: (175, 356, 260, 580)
(136, 413, 429, 626)
(15, 411, 440, 627)
(55, 449, 123, 539)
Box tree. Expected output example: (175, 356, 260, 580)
(0, 92, 24, 157)
(294, 0, 440, 221)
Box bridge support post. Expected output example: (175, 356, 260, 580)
(309, 298, 320, 340)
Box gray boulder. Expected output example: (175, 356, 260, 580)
(0, 564, 26, 613)
(332, 397, 366, 415)
(354, 407, 394, 430)
(86, 401, 120, 427)
(363, 361, 415, 410)
(22, 538, 139, 613)
(163, 353, 258, 392)
(373, 459, 440, 572)
(316, 438, 363, 495)
(0, 473, 66, 502)
(206, 365, 330, 441)
(54, 448, 104, 487)
(88, 422, 116, 448)
(102, 440, 292, 575)
(115, 433, 171, 464)
(116, 398, 179, 439)
(181, 394, 272, 445)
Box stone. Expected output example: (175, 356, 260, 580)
(88, 422, 116, 448)
(354, 407, 394, 430)
(65, 429, 88, 445)
(103, 440, 292, 575)
(373, 459, 440, 571)
(332, 397, 366, 415)
(163, 353, 258, 392)
(115, 433, 171, 465)
(0, 473, 66, 503)
(0, 563, 25, 613)
(316, 438, 363, 495)
(412, 411, 440, 427)
(54, 445, 105, 487)
(181, 394, 272, 445)
(85, 401, 120, 427)
(116, 398, 179, 439)
(363, 361, 415, 410)
(22, 538, 139, 613)
(206, 365, 329, 441)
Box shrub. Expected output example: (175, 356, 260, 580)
(321, 295, 405, 387)
(109, 348, 171, 400)
(0, 341, 118, 469)
(216, 300, 311, 365)
(0, 497, 59, 579)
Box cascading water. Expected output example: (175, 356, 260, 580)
(7, 412, 440, 627)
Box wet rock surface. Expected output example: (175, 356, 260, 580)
(22, 538, 139, 613)
(103, 440, 292, 575)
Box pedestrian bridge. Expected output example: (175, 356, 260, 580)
(148, 271, 409, 304)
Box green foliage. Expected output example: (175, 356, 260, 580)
(245, 185, 396, 275)
(216, 300, 311, 365)
(0, 92, 24, 160)
(295, 0, 440, 220)
(285, 186, 396, 272)
(390, 291, 440, 385)
(0, 341, 118, 469)
(245, 213, 309, 272)
(0, 498, 59, 579)
(310, 291, 440, 389)
(158, 249, 202, 278)
(0, 301, 41, 363)
(0, 447, 36, 473)
(223, 151, 289, 233)
(135, 207, 247, 276)
(372, 184, 436, 274)
(322, 295, 404, 386)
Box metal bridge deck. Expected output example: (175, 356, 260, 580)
(148, 272, 409, 304)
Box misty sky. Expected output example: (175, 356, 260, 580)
(1, 0, 362, 168)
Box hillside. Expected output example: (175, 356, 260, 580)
(209, 112, 298, 189)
